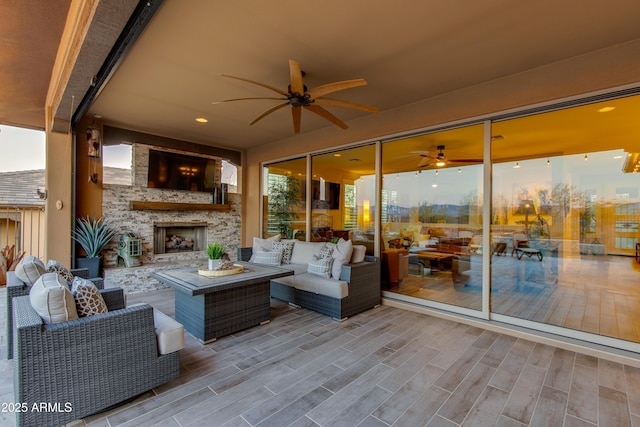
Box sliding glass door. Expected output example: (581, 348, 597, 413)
(491, 95, 640, 343)
(380, 124, 484, 311)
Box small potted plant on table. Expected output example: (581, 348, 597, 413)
(207, 242, 225, 270)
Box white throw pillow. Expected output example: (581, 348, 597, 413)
(29, 272, 79, 324)
(307, 254, 334, 278)
(15, 255, 46, 286)
(331, 239, 353, 280)
(253, 249, 283, 266)
(249, 235, 280, 262)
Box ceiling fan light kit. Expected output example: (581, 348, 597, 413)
(219, 60, 379, 133)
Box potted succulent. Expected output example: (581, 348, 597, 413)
(206, 242, 225, 270)
(72, 215, 118, 278)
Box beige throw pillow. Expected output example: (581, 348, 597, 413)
(29, 273, 79, 324)
(15, 255, 46, 286)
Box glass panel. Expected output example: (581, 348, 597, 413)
(103, 144, 132, 185)
(221, 160, 238, 193)
(311, 145, 376, 252)
(491, 94, 640, 343)
(381, 124, 484, 311)
(262, 158, 306, 239)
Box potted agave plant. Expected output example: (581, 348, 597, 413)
(72, 215, 118, 278)
(206, 242, 225, 270)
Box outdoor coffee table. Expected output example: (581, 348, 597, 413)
(151, 261, 293, 343)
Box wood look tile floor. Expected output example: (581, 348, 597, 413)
(2, 287, 640, 427)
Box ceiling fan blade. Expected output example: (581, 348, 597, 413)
(446, 159, 483, 163)
(219, 74, 288, 96)
(417, 157, 434, 167)
(249, 103, 288, 125)
(307, 79, 368, 99)
(305, 105, 348, 129)
(289, 60, 304, 94)
(217, 97, 283, 103)
(315, 97, 379, 113)
(292, 106, 302, 133)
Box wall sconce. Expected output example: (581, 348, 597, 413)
(86, 120, 101, 183)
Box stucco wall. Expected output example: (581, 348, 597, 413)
(242, 38, 640, 247)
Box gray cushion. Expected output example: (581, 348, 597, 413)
(276, 274, 348, 299)
(15, 255, 46, 286)
(29, 272, 78, 324)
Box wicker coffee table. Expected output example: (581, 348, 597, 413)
(151, 261, 292, 343)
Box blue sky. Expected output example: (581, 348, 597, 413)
(0, 125, 45, 172)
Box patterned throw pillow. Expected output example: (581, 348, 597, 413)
(272, 240, 296, 264)
(253, 249, 283, 266)
(47, 260, 75, 283)
(318, 244, 334, 259)
(307, 254, 334, 278)
(71, 277, 108, 317)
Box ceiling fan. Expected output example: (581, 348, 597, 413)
(218, 60, 379, 133)
(412, 145, 482, 168)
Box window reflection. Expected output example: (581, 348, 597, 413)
(491, 94, 640, 343)
(381, 124, 484, 311)
(311, 145, 376, 251)
(263, 158, 306, 239)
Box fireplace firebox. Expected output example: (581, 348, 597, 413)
(154, 222, 207, 254)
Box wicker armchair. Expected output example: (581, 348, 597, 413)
(12, 287, 180, 427)
(5, 269, 104, 359)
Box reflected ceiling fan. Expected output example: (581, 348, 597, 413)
(412, 145, 482, 168)
(218, 60, 379, 133)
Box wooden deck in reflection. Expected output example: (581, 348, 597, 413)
(389, 254, 640, 343)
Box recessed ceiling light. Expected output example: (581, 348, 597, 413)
(334, 153, 342, 157)
(195, 117, 208, 123)
(598, 106, 615, 113)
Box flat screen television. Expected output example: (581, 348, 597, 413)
(147, 149, 217, 192)
(312, 180, 340, 210)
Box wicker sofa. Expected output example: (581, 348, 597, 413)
(238, 240, 381, 320)
(12, 287, 181, 427)
(6, 269, 103, 359)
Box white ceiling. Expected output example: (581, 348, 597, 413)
(3, 0, 640, 156)
(86, 0, 640, 151)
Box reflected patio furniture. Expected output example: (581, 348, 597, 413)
(515, 246, 543, 261)
(511, 232, 529, 256)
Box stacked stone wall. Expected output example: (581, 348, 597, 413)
(101, 143, 241, 292)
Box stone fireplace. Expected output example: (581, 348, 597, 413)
(101, 143, 241, 272)
(154, 222, 208, 254)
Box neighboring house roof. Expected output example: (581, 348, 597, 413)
(0, 170, 45, 207)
